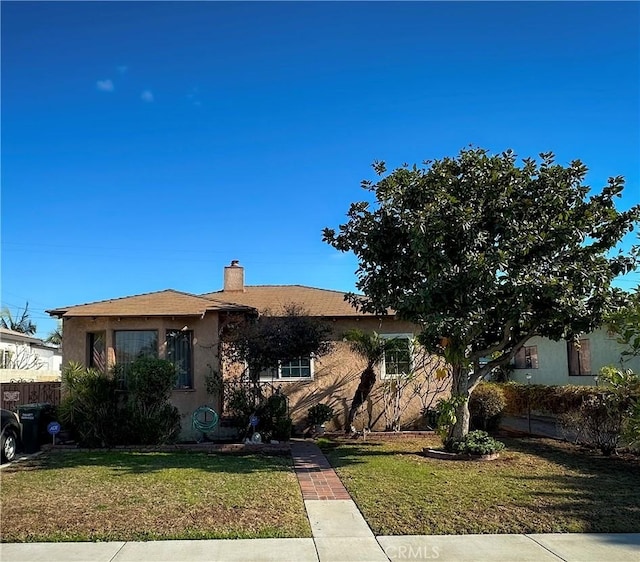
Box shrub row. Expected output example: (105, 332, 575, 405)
(498, 382, 599, 416)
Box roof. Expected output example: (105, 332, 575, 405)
(47, 289, 255, 318)
(202, 285, 385, 317)
(0, 327, 44, 345)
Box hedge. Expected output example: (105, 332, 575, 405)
(499, 382, 602, 416)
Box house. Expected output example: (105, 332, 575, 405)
(48, 261, 447, 438)
(508, 328, 640, 386)
(0, 327, 62, 383)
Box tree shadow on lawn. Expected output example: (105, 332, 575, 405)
(510, 470, 640, 533)
(3, 450, 296, 477)
(501, 436, 640, 474)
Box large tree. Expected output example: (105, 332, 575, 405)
(324, 148, 640, 440)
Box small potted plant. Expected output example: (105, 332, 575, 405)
(307, 403, 334, 436)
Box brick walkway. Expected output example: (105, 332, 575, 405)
(290, 440, 351, 500)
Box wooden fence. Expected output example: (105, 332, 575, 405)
(0, 381, 61, 411)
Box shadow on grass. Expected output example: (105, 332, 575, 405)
(3, 449, 295, 476)
(511, 471, 640, 532)
(319, 435, 640, 534)
(501, 436, 640, 473)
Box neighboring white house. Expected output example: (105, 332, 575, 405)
(0, 327, 62, 382)
(509, 327, 640, 386)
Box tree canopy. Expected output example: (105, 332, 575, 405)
(221, 304, 333, 382)
(0, 302, 37, 335)
(606, 288, 640, 361)
(324, 147, 639, 438)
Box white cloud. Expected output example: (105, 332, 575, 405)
(96, 79, 114, 92)
(141, 90, 154, 103)
(116, 65, 128, 74)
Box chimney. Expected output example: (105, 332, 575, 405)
(224, 260, 245, 292)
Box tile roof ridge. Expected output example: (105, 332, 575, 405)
(205, 284, 364, 296)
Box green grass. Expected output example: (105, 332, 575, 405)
(0, 451, 311, 542)
(321, 435, 640, 535)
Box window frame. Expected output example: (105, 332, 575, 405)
(87, 331, 107, 372)
(380, 333, 415, 379)
(259, 355, 315, 382)
(0, 349, 14, 369)
(513, 345, 539, 370)
(567, 338, 592, 376)
(165, 329, 194, 390)
(113, 329, 159, 385)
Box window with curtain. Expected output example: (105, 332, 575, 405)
(166, 329, 193, 389)
(114, 330, 158, 384)
(514, 345, 539, 369)
(88, 332, 106, 372)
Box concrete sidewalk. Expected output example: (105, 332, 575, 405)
(2, 533, 639, 561)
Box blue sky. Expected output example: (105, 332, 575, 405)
(2, 1, 639, 339)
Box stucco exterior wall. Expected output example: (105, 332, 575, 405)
(510, 327, 640, 386)
(61, 314, 222, 438)
(221, 316, 450, 432)
(60, 312, 451, 438)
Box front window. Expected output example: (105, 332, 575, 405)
(166, 330, 193, 389)
(514, 345, 539, 369)
(88, 332, 106, 372)
(0, 349, 14, 369)
(568, 339, 591, 376)
(381, 335, 413, 379)
(114, 330, 158, 384)
(260, 356, 314, 380)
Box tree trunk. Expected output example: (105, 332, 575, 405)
(449, 363, 471, 441)
(346, 365, 376, 433)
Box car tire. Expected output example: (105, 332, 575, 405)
(1, 431, 17, 463)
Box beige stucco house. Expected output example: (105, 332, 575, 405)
(48, 261, 448, 439)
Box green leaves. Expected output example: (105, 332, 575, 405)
(325, 147, 639, 439)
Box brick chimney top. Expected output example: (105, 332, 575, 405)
(224, 260, 244, 292)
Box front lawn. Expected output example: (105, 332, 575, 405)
(320, 435, 640, 535)
(0, 451, 311, 542)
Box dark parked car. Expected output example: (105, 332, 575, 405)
(1, 409, 22, 463)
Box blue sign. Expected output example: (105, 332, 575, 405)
(47, 421, 61, 435)
(249, 415, 259, 428)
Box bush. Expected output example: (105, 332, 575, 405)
(557, 366, 639, 455)
(469, 382, 506, 433)
(448, 430, 505, 456)
(59, 358, 181, 447)
(255, 393, 291, 442)
(123, 357, 181, 444)
(307, 403, 334, 426)
(59, 362, 123, 447)
(272, 416, 293, 441)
